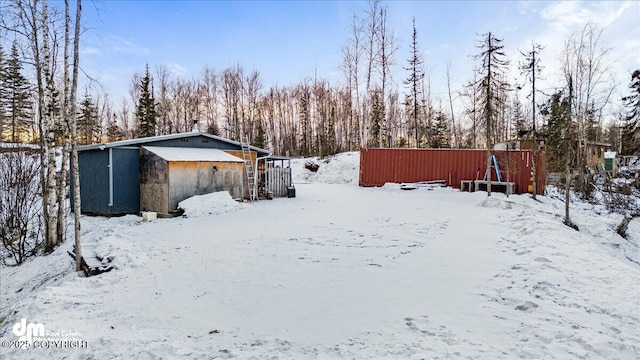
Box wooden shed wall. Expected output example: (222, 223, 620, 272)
(168, 161, 243, 211)
(140, 150, 169, 214)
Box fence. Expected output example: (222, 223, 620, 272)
(265, 167, 292, 197)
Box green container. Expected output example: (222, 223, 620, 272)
(605, 158, 613, 171)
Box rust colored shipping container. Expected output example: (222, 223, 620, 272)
(359, 148, 546, 195)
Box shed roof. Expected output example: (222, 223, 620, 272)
(78, 131, 270, 155)
(143, 146, 245, 163)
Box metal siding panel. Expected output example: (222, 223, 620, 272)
(358, 148, 546, 194)
(112, 148, 141, 213)
(145, 135, 241, 150)
(77, 149, 110, 213)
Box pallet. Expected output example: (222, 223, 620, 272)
(400, 180, 447, 191)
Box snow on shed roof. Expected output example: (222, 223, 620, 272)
(142, 146, 245, 162)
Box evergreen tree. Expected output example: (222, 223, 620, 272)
(403, 17, 425, 148)
(206, 121, 220, 136)
(369, 89, 383, 147)
(621, 70, 640, 154)
(326, 105, 337, 155)
(431, 110, 450, 148)
(106, 113, 124, 142)
(136, 64, 157, 137)
(254, 120, 266, 149)
(540, 91, 572, 172)
(0, 43, 5, 141)
(585, 102, 600, 143)
(3, 42, 33, 142)
(298, 82, 311, 156)
(511, 98, 526, 137)
(77, 90, 99, 144)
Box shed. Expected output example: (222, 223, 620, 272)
(73, 132, 278, 215)
(140, 146, 245, 216)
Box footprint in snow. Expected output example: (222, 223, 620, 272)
(515, 301, 539, 312)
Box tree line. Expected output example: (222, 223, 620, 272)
(2, 2, 638, 160)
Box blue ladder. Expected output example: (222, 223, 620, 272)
(483, 155, 503, 182)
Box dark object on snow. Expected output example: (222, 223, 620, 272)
(564, 220, 579, 231)
(287, 186, 296, 198)
(400, 180, 446, 190)
(305, 161, 320, 172)
(617, 216, 630, 238)
(67, 250, 113, 277)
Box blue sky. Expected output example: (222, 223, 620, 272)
(78, 0, 639, 117)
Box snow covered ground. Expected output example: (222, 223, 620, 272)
(1, 152, 639, 359)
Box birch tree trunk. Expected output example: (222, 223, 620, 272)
(56, 0, 72, 245)
(69, 0, 83, 271)
(41, 0, 59, 252)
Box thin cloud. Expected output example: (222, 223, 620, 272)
(81, 47, 101, 55)
(108, 35, 150, 56)
(166, 62, 189, 76)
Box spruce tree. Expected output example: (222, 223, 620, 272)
(254, 121, 266, 149)
(511, 98, 526, 136)
(206, 121, 220, 136)
(77, 90, 99, 144)
(621, 70, 640, 154)
(0, 43, 6, 141)
(106, 113, 124, 142)
(4, 42, 33, 143)
(136, 64, 157, 137)
(585, 102, 600, 143)
(540, 91, 571, 172)
(403, 17, 425, 148)
(431, 110, 451, 148)
(369, 89, 383, 147)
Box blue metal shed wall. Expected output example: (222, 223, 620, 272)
(76, 149, 110, 213)
(75, 148, 140, 215)
(112, 147, 140, 213)
(144, 135, 241, 150)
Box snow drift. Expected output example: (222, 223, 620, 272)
(291, 151, 359, 185)
(177, 191, 243, 218)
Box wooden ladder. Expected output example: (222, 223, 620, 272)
(241, 136, 257, 201)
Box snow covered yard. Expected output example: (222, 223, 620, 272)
(1, 152, 640, 359)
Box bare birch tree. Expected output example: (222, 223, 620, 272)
(561, 22, 615, 198)
(66, 0, 82, 269)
